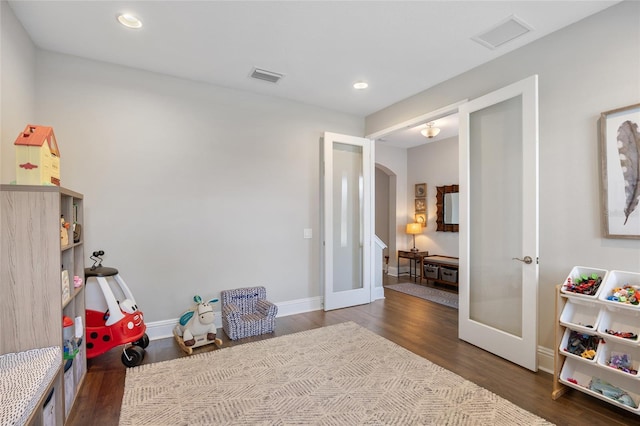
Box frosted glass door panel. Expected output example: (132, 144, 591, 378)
(332, 142, 364, 292)
(469, 96, 523, 336)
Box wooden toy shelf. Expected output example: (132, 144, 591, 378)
(553, 283, 640, 416)
(1, 185, 86, 425)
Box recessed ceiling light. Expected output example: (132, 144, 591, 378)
(353, 81, 368, 90)
(117, 14, 142, 29)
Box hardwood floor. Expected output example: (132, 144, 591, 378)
(67, 276, 639, 425)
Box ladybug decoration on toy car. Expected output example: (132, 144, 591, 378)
(84, 250, 149, 367)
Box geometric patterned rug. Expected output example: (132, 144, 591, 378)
(120, 322, 552, 425)
(386, 282, 459, 309)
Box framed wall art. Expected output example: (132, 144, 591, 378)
(415, 213, 426, 227)
(415, 198, 426, 213)
(415, 183, 426, 198)
(600, 103, 640, 238)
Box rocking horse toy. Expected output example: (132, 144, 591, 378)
(173, 295, 223, 355)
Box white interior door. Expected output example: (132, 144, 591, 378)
(322, 132, 373, 311)
(458, 75, 539, 371)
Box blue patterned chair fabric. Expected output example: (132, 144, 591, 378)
(221, 286, 278, 340)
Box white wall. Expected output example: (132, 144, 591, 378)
(366, 1, 640, 356)
(1, 40, 363, 322)
(374, 167, 390, 251)
(1, 1, 36, 180)
(408, 136, 459, 257)
(374, 144, 407, 273)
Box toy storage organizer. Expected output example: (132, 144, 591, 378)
(0, 185, 86, 425)
(553, 266, 640, 415)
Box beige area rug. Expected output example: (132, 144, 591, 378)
(120, 322, 553, 425)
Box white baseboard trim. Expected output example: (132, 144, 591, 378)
(537, 345, 554, 374)
(372, 286, 385, 300)
(276, 296, 324, 317)
(145, 296, 324, 341)
(145, 317, 181, 341)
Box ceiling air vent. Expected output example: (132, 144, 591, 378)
(472, 15, 533, 50)
(250, 67, 284, 84)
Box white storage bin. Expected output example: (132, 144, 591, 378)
(561, 266, 607, 300)
(560, 357, 640, 414)
(73, 345, 85, 383)
(560, 299, 602, 334)
(42, 387, 56, 426)
(64, 359, 74, 418)
(597, 339, 640, 379)
(597, 308, 640, 346)
(559, 327, 600, 363)
(598, 270, 640, 310)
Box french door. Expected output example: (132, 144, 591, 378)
(458, 75, 539, 371)
(322, 132, 373, 310)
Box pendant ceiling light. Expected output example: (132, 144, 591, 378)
(421, 122, 441, 139)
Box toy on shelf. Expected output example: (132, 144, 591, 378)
(173, 295, 222, 355)
(60, 216, 70, 246)
(13, 124, 61, 186)
(62, 315, 78, 359)
(84, 250, 149, 367)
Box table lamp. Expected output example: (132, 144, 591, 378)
(406, 222, 422, 252)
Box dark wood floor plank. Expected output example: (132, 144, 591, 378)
(66, 277, 639, 425)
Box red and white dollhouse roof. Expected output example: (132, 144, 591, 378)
(14, 124, 60, 157)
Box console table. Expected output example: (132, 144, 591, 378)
(397, 251, 429, 281)
(420, 255, 459, 288)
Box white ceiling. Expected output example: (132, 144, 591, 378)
(379, 114, 460, 149)
(8, 1, 619, 148)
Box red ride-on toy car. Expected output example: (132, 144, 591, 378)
(84, 250, 149, 367)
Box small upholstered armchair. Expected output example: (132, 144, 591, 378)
(221, 286, 278, 340)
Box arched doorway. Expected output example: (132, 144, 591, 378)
(375, 163, 396, 275)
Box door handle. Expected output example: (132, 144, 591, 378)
(512, 256, 533, 264)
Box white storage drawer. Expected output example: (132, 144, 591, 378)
(560, 299, 602, 334)
(597, 308, 640, 346)
(561, 266, 607, 300)
(598, 270, 640, 310)
(559, 328, 600, 363)
(560, 357, 640, 414)
(597, 339, 640, 379)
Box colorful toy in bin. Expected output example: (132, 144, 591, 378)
(173, 295, 222, 355)
(564, 274, 603, 296)
(605, 284, 640, 305)
(565, 330, 599, 360)
(608, 352, 638, 375)
(84, 250, 149, 367)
